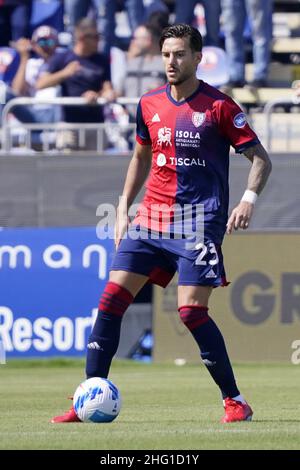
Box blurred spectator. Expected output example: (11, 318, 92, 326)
(36, 18, 115, 149)
(11, 26, 59, 98)
(122, 23, 166, 104)
(175, 0, 221, 47)
(111, 23, 166, 149)
(221, 0, 273, 88)
(146, 8, 169, 36)
(108, 21, 166, 151)
(64, 0, 143, 55)
(0, 25, 59, 148)
(64, 0, 168, 55)
(142, 0, 169, 26)
(0, 0, 32, 47)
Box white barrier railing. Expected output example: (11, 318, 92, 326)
(2, 94, 300, 154)
(1, 96, 139, 154)
(263, 95, 300, 151)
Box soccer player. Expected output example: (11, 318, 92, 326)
(52, 24, 272, 423)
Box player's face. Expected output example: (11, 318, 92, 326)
(161, 37, 202, 86)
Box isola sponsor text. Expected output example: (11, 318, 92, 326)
(175, 130, 201, 139)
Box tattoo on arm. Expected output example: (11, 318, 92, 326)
(243, 144, 272, 195)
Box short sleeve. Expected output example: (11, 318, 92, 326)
(213, 98, 260, 153)
(43, 51, 66, 74)
(136, 99, 151, 145)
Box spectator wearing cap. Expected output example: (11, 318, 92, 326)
(36, 17, 116, 149)
(12, 26, 59, 98)
(0, 25, 60, 147)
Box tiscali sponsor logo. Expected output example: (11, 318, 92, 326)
(170, 157, 205, 167)
(155, 154, 205, 167)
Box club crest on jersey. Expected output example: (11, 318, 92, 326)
(192, 112, 206, 128)
(157, 127, 172, 146)
(233, 112, 247, 128)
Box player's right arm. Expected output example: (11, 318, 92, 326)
(115, 142, 152, 248)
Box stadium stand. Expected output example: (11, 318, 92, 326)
(0, 0, 300, 154)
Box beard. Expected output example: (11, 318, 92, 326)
(168, 77, 185, 86)
(167, 69, 194, 86)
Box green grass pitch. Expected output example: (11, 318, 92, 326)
(0, 359, 299, 450)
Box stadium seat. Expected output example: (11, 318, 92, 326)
(196, 46, 229, 87)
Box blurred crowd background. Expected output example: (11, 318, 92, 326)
(0, 0, 299, 152)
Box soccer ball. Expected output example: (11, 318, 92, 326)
(73, 377, 122, 423)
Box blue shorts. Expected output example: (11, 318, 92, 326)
(111, 226, 228, 287)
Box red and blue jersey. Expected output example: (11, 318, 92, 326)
(134, 80, 259, 244)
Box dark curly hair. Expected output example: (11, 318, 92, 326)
(159, 23, 203, 53)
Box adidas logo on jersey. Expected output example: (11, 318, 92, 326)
(205, 269, 217, 278)
(152, 113, 160, 122)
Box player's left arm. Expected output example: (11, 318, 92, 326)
(226, 143, 272, 234)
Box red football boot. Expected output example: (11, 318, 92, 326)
(221, 398, 253, 423)
(51, 398, 82, 423)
